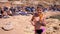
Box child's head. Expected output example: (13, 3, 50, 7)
(37, 6, 43, 13)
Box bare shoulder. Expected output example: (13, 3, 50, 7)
(42, 12, 46, 18)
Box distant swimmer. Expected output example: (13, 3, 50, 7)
(31, 6, 46, 34)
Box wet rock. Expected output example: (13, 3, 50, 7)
(2, 22, 14, 31)
(46, 18, 60, 34)
(59, 24, 60, 26)
(53, 27, 58, 30)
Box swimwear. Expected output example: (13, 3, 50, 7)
(35, 29, 43, 34)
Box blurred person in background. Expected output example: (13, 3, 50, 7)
(2, 6, 9, 18)
(10, 6, 16, 15)
(0, 7, 3, 18)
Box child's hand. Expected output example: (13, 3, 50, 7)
(30, 21, 35, 26)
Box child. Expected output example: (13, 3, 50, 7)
(31, 6, 46, 34)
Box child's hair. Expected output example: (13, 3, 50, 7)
(37, 6, 43, 11)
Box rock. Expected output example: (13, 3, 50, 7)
(2, 22, 14, 31)
(59, 24, 60, 26)
(53, 27, 59, 30)
(46, 18, 60, 34)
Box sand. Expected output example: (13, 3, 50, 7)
(0, 11, 60, 34)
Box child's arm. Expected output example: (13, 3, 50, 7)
(42, 14, 46, 26)
(30, 15, 35, 26)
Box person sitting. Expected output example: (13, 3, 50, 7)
(2, 6, 9, 18)
(0, 7, 2, 18)
(10, 7, 16, 15)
